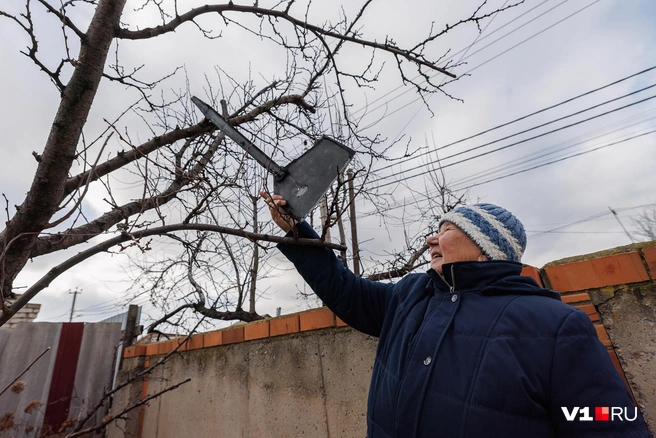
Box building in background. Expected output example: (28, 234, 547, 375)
(2, 294, 41, 329)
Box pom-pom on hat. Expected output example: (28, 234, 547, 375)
(437, 203, 526, 262)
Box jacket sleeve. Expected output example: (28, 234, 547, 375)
(277, 221, 395, 337)
(549, 309, 650, 437)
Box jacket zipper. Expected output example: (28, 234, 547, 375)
(450, 265, 456, 293)
(436, 265, 456, 293)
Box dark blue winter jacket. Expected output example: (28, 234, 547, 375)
(278, 221, 650, 438)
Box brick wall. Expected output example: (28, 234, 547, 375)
(3, 294, 41, 329)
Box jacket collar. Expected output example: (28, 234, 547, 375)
(428, 260, 523, 291)
(426, 261, 561, 300)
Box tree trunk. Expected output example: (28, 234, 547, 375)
(0, 0, 127, 297)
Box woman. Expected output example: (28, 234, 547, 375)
(262, 193, 649, 437)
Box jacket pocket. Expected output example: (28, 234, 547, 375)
(369, 362, 400, 435)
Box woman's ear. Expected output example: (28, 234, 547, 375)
(477, 254, 489, 262)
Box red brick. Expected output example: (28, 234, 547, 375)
(159, 340, 178, 355)
(520, 266, 543, 287)
(300, 307, 335, 331)
(176, 339, 188, 352)
(204, 331, 223, 347)
(222, 326, 245, 344)
(145, 343, 160, 356)
(270, 314, 300, 337)
(560, 293, 591, 304)
(178, 334, 204, 351)
(336, 317, 348, 327)
(124, 345, 146, 358)
(543, 252, 649, 292)
(642, 246, 656, 277)
(244, 320, 270, 341)
(595, 324, 612, 347)
(575, 304, 600, 322)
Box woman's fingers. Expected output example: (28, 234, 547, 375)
(259, 192, 287, 211)
(259, 191, 295, 233)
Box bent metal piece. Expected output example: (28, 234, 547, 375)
(191, 96, 355, 220)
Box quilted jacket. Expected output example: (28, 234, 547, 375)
(278, 221, 649, 437)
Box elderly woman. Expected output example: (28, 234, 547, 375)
(261, 193, 649, 438)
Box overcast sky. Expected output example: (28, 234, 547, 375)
(1, 0, 655, 327)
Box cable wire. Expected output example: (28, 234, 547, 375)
(370, 93, 656, 190)
(373, 63, 656, 174)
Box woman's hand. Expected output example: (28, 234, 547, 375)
(259, 191, 297, 233)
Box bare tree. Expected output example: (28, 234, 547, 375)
(0, 0, 522, 328)
(633, 204, 656, 242)
(361, 133, 469, 281)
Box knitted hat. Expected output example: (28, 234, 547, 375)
(437, 203, 526, 262)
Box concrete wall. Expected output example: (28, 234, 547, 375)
(111, 241, 656, 437)
(541, 242, 656, 435)
(109, 326, 376, 438)
(591, 282, 656, 430)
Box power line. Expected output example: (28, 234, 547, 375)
(358, 117, 656, 218)
(358, 0, 576, 124)
(449, 110, 656, 187)
(363, 0, 604, 137)
(352, 0, 558, 117)
(528, 202, 656, 237)
(372, 63, 656, 174)
(370, 93, 656, 190)
(358, 0, 514, 142)
(372, 82, 656, 185)
(453, 128, 656, 190)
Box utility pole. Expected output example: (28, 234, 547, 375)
(347, 169, 361, 276)
(68, 288, 82, 322)
(608, 206, 635, 244)
(320, 195, 332, 243)
(336, 173, 348, 267)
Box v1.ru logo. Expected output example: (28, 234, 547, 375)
(561, 407, 638, 422)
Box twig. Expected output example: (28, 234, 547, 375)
(65, 378, 191, 438)
(45, 133, 113, 229)
(0, 347, 51, 397)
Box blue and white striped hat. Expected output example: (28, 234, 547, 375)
(438, 203, 526, 262)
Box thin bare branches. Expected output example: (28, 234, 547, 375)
(0, 347, 50, 398)
(36, 0, 85, 39)
(366, 244, 429, 281)
(117, 4, 456, 78)
(1, 0, 519, 340)
(66, 378, 191, 437)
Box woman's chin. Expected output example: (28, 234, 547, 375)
(430, 260, 443, 275)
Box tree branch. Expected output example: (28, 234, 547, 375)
(116, 4, 456, 78)
(366, 243, 429, 281)
(36, 0, 86, 40)
(66, 378, 192, 438)
(2, 222, 345, 326)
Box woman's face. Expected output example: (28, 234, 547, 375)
(426, 222, 486, 275)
